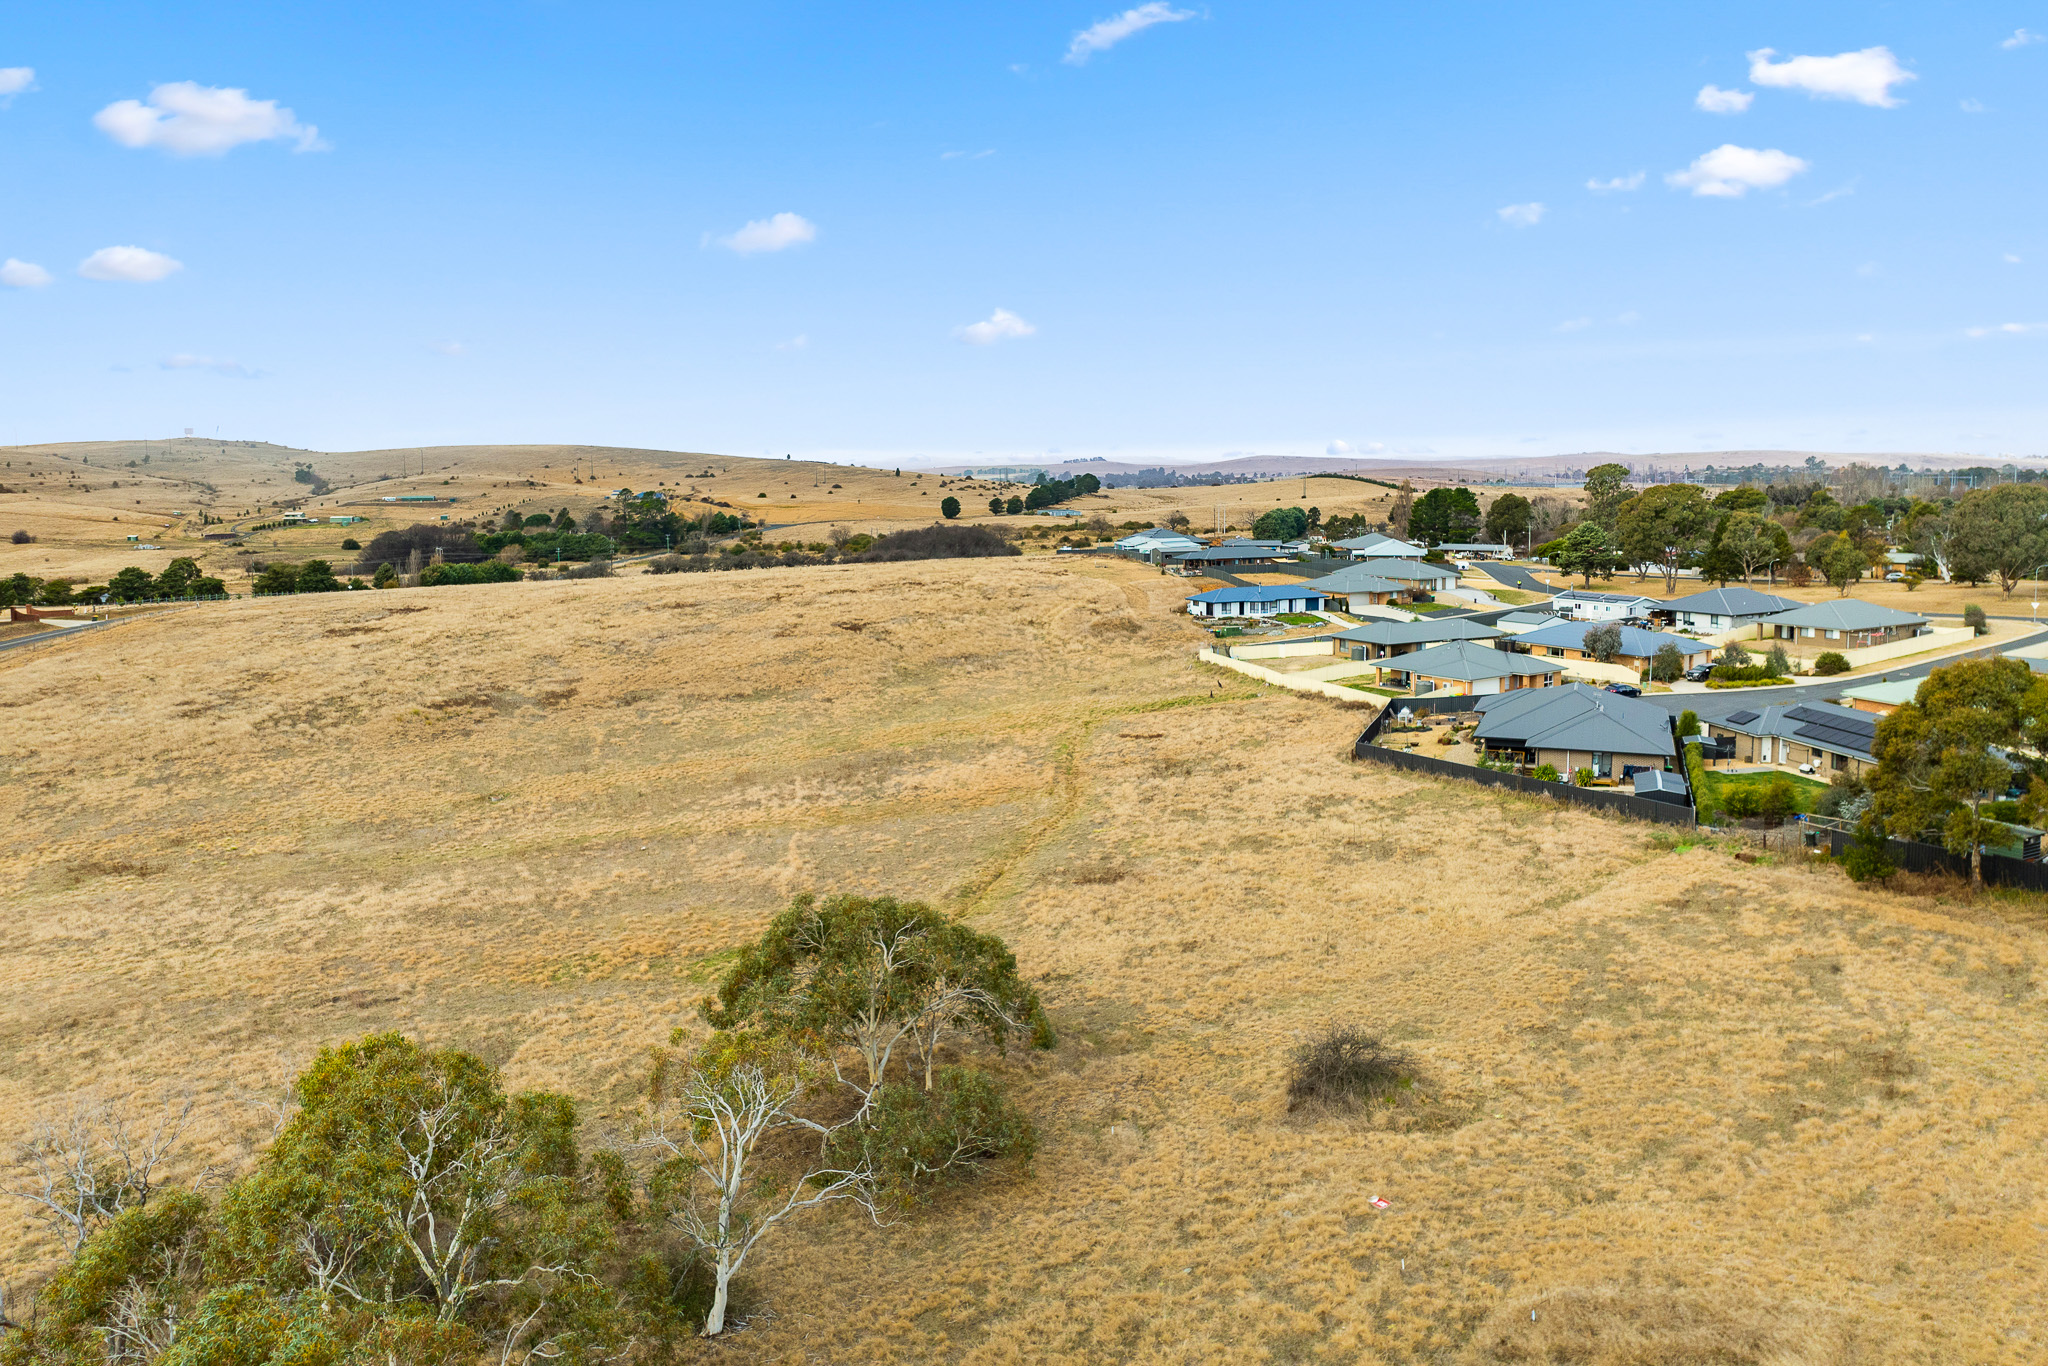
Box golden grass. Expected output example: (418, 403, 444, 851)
(3, 552, 2046, 1363)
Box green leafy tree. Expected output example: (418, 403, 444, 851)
(1718, 510, 1780, 584)
(1796, 488, 1844, 531)
(372, 563, 399, 590)
(700, 893, 1054, 1101)
(1482, 492, 1532, 547)
(1947, 483, 2048, 595)
(1005, 495, 1024, 515)
(1582, 463, 1632, 529)
(1405, 488, 1480, 545)
(1650, 642, 1684, 682)
(157, 557, 202, 598)
(988, 497, 1003, 515)
(1717, 640, 1751, 669)
(107, 566, 157, 602)
(1764, 643, 1792, 677)
(940, 496, 961, 519)
(525, 513, 553, 528)
(1581, 623, 1623, 663)
(1869, 657, 2045, 883)
(1551, 522, 1623, 585)
(252, 563, 300, 595)
(638, 1033, 873, 1338)
(212, 1034, 617, 1357)
(1615, 483, 1714, 590)
(295, 560, 343, 593)
(1808, 533, 1867, 595)
(1252, 506, 1310, 541)
(1710, 485, 1769, 513)
(1676, 708, 1700, 738)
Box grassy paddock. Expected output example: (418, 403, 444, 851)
(3, 553, 2047, 1362)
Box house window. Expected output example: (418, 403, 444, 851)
(1825, 629, 1839, 640)
(1591, 752, 1612, 778)
(1546, 646, 1565, 657)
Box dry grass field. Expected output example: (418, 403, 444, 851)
(4, 552, 2047, 1363)
(0, 440, 1422, 588)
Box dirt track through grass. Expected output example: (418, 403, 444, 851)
(3, 555, 2046, 1363)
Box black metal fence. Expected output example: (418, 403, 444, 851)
(1353, 709, 1696, 826)
(1817, 829, 2048, 892)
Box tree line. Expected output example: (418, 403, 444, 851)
(3, 560, 226, 608)
(0, 894, 1051, 1360)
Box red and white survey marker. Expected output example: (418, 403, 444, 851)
(1369, 1196, 1391, 1210)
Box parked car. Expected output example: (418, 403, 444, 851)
(1885, 571, 1905, 581)
(1683, 663, 1714, 682)
(1604, 682, 1643, 698)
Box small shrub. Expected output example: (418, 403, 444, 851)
(1720, 785, 1763, 820)
(563, 557, 616, 579)
(1763, 643, 1792, 677)
(1813, 651, 1851, 676)
(1676, 708, 1700, 738)
(1842, 817, 1897, 882)
(1759, 775, 1799, 823)
(1286, 1025, 1415, 1112)
(1572, 766, 1597, 787)
(1717, 641, 1752, 668)
(339, 537, 361, 551)
(1963, 603, 1988, 636)
(11, 529, 34, 544)
(1532, 763, 1560, 782)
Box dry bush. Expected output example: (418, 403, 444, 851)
(563, 556, 615, 579)
(1463, 1285, 1865, 1365)
(1286, 1024, 1414, 1112)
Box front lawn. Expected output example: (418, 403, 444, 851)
(1695, 769, 1830, 822)
(1273, 613, 1325, 625)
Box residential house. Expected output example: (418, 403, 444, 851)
(1329, 617, 1503, 661)
(1508, 620, 1715, 674)
(1184, 585, 1328, 619)
(1492, 610, 1558, 635)
(1379, 638, 1564, 696)
(1347, 558, 1462, 591)
(1651, 586, 1802, 634)
(1704, 703, 1879, 779)
(1303, 563, 1421, 608)
(1114, 529, 1204, 563)
(1755, 601, 1928, 649)
(1835, 677, 1919, 715)
(1549, 588, 1660, 621)
(1471, 683, 1678, 779)
(1328, 532, 1427, 559)
(1435, 541, 1516, 560)
(1168, 541, 1298, 571)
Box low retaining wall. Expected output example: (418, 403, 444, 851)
(1228, 638, 1337, 660)
(1198, 648, 1381, 705)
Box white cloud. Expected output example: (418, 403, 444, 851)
(0, 258, 52, 288)
(1496, 201, 1545, 227)
(93, 82, 323, 156)
(956, 308, 1036, 345)
(431, 341, 467, 356)
(1747, 46, 1915, 107)
(1965, 322, 2040, 337)
(78, 246, 183, 282)
(775, 333, 809, 351)
(1807, 182, 1856, 205)
(2003, 28, 2042, 49)
(0, 67, 35, 103)
(2005, 253, 2022, 264)
(1614, 310, 1641, 325)
(1326, 440, 1383, 455)
(1666, 144, 1809, 197)
(1063, 3, 1194, 64)
(941, 148, 995, 160)
(161, 354, 256, 377)
(1695, 84, 1753, 113)
(1585, 172, 1644, 192)
(1960, 98, 1986, 113)
(1555, 317, 1593, 333)
(716, 212, 817, 254)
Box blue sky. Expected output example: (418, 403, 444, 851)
(2, 2, 2045, 463)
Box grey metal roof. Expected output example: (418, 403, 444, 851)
(1512, 620, 1716, 659)
(1304, 564, 1413, 595)
(1436, 542, 1514, 552)
(1553, 589, 1659, 604)
(1708, 701, 1878, 762)
(1760, 600, 1927, 631)
(1187, 585, 1327, 604)
(1396, 639, 1564, 683)
(1350, 557, 1460, 583)
(1329, 533, 1425, 556)
(1633, 770, 1689, 797)
(1495, 610, 1556, 627)
(1657, 586, 1803, 616)
(1170, 544, 1295, 563)
(1330, 617, 1502, 647)
(1472, 683, 1677, 758)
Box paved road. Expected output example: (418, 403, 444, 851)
(1472, 562, 1553, 593)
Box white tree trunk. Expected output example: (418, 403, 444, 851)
(704, 1252, 734, 1336)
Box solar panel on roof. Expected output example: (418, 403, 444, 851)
(1726, 709, 1760, 725)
